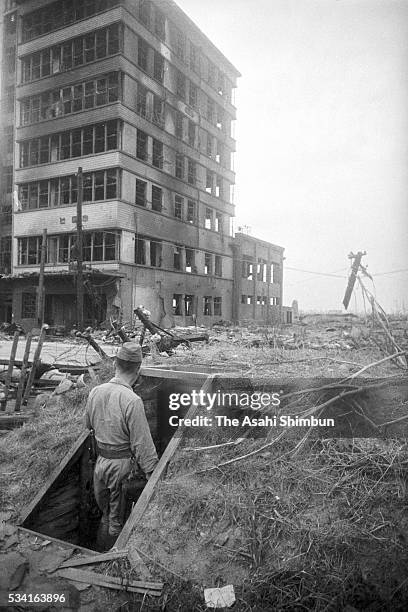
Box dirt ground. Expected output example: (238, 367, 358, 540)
(0, 314, 407, 611)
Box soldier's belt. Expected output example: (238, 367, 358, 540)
(97, 446, 132, 459)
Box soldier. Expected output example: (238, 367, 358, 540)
(85, 342, 158, 547)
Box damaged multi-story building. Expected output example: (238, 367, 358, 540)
(0, 0, 285, 330)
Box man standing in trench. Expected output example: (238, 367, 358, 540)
(85, 342, 158, 547)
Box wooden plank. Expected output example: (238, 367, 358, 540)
(14, 331, 33, 413)
(140, 366, 210, 380)
(59, 550, 128, 568)
(22, 324, 48, 406)
(18, 430, 90, 526)
(115, 374, 217, 549)
(56, 568, 163, 596)
(0, 331, 19, 412)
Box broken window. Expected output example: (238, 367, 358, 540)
(247, 295, 254, 305)
(215, 212, 222, 233)
(204, 253, 212, 275)
(154, 7, 165, 40)
(176, 70, 186, 99)
(21, 293, 36, 318)
(188, 121, 196, 147)
(189, 82, 197, 109)
(190, 42, 199, 74)
(136, 84, 148, 118)
(214, 297, 222, 316)
(150, 240, 162, 267)
(187, 159, 196, 185)
(138, 38, 149, 71)
(173, 294, 183, 315)
(151, 185, 162, 211)
(174, 195, 183, 219)
(206, 171, 213, 194)
(206, 133, 214, 158)
(241, 295, 247, 304)
(185, 249, 194, 273)
(187, 200, 196, 224)
(207, 97, 215, 123)
(173, 246, 182, 270)
(136, 179, 147, 207)
(152, 96, 164, 127)
(270, 297, 280, 306)
(214, 255, 222, 277)
(135, 236, 146, 265)
(136, 129, 148, 161)
(175, 111, 183, 138)
(153, 52, 164, 83)
(152, 140, 163, 169)
(174, 26, 185, 60)
(216, 175, 222, 198)
(242, 257, 254, 280)
(216, 106, 224, 131)
(216, 140, 223, 164)
(139, 0, 151, 27)
(272, 263, 281, 284)
(185, 294, 194, 316)
(205, 208, 212, 230)
(175, 153, 184, 179)
(203, 296, 212, 316)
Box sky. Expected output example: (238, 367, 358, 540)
(177, 0, 408, 312)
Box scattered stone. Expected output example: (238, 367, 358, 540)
(54, 378, 75, 395)
(0, 551, 28, 590)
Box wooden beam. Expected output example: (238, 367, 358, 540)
(56, 568, 163, 596)
(59, 550, 128, 568)
(115, 374, 217, 549)
(14, 332, 33, 412)
(22, 325, 48, 406)
(18, 430, 90, 526)
(17, 526, 96, 556)
(0, 331, 20, 411)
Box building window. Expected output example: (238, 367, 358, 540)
(19, 170, 118, 210)
(151, 185, 162, 211)
(204, 253, 212, 275)
(215, 212, 223, 233)
(150, 239, 162, 267)
(214, 297, 222, 316)
(174, 195, 183, 219)
(173, 246, 182, 270)
(136, 83, 148, 118)
(152, 140, 163, 169)
(4, 167, 13, 193)
(173, 294, 183, 316)
(188, 121, 196, 147)
(241, 295, 247, 305)
(20, 121, 120, 167)
(216, 175, 222, 198)
(154, 7, 165, 40)
(189, 83, 197, 109)
(6, 86, 14, 113)
(173, 26, 185, 60)
(152, 96, 164, 127)
(21, 73, 120, 126)
(247, 296, 254, 305)
(207, 61, 216, 88)
(203, 296, 212, 316)
(242, 258, 254, 280)
(187, 200, 196, 224)
(135, 236, 146, 265)
(185, 249, 194, 273)
(21, 25, 120, 84)
(138, 37, 149, 71)
(175, 153, 184, 179)
(139, 0, 151, 27)
(185, 294, 194, 316)
(190, 43, 199, 74)
(175, 111, 183, 139)
(214, 255, 222, 277)
(22, 0, 120, 42)
(21, 293, 37, 318)
(207, 97, 215, 124)
(272, 263, 281, 284)
(270, 297, 280, 306)
(153, 51, 164, 83)
(187, 159, 196, 185)
(205, 208, 212, 230)
(136, 129, 148, 161)
(136, 179, 147, 207)
(206, 133, 214, 158)
(206, 171, 213, 194)
(176, 70, 186, 100)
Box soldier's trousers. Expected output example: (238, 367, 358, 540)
(93, 456, 131, 536)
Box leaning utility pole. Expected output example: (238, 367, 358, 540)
(76, 167, 84, 330)
(343, 251, 366, 310)
(36, 228, 47, 326)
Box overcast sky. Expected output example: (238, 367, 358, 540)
(177, 0, 408, 312)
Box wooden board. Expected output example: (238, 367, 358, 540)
(115, 374, 217, 549)
(56, 568, 163, 596)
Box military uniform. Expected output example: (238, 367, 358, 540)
(85, 372, 158, 537)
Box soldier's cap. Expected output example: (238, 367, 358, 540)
(117, 342, 143, 363)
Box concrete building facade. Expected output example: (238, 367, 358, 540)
(0, 0, 285, 330)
